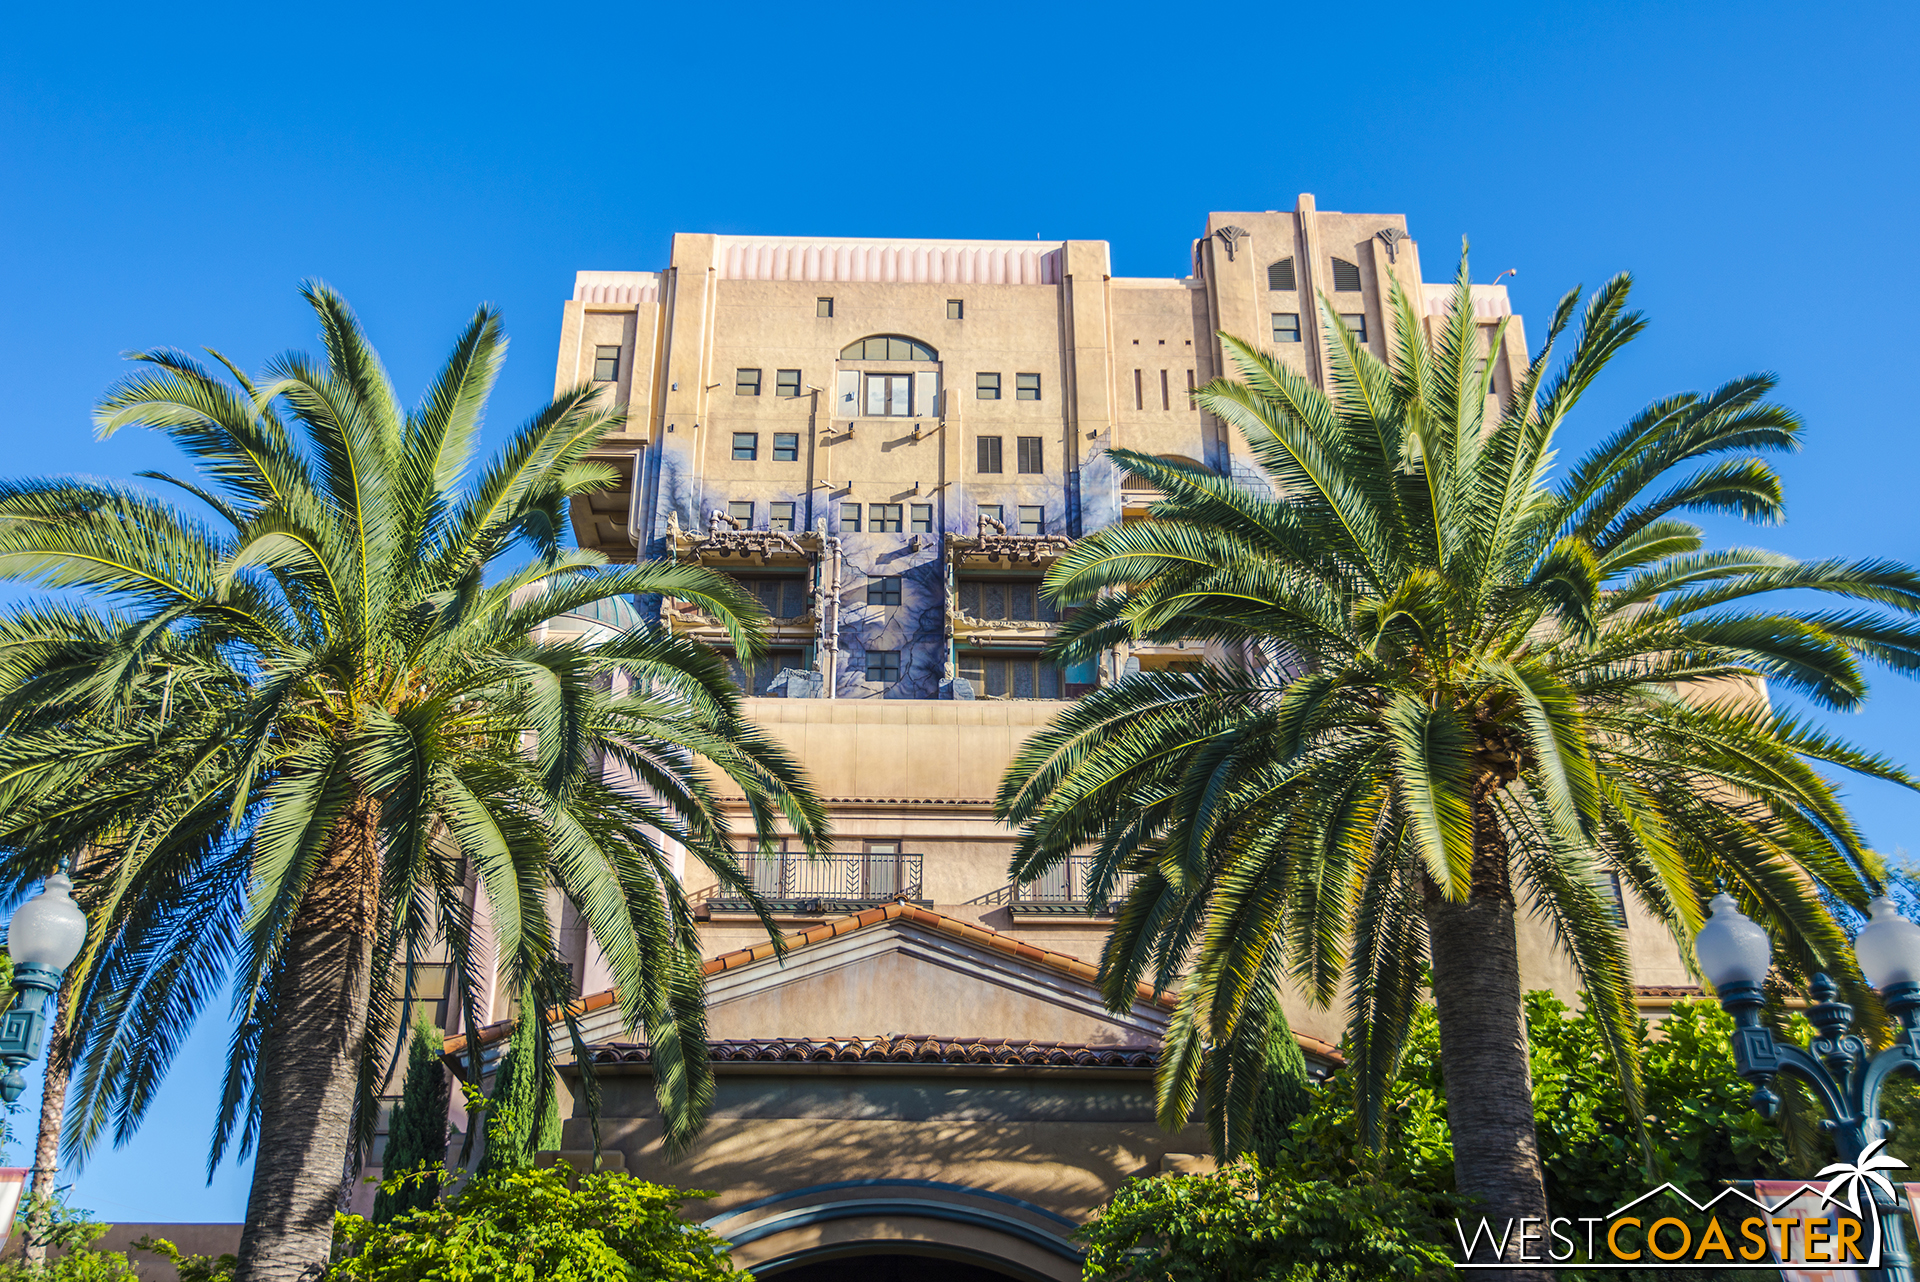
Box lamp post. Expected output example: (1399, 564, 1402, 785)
(1698, 892, 1920, 1282)
(0, 872, 87, 1104)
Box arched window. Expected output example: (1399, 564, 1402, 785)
(840, 335, 939, 362)
(1267, 258, 1296, 291)
(1331, 258, 1362, 292)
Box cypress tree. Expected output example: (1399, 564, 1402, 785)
(1248, 1003, 1315, 1168)
(372, 1016, 450, 1223)
(478, 1011, 561, 1173)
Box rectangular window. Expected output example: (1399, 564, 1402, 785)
(775, 369, 802, 398)
(840, 502, 861, 533)
(732, 432, 758, 461)
(769, 502, 796, 532)
(1340, 313, 1369, 343)
(977, 436, 1003, 473)
(817, 297, 834, 317)
(864, 373, 913, 416)
(957, 579, 1059, 622)
(740, 577, 808, 618)
(866, 576, 902, 606)
(728, 648, 805, 697)
(1160, 369, 1170, 411)
(1016, 436, 1043, 474)
(977, 504, 1003, 525)
(772, 431, 799, 462)
(946, 299, 964, 319)
(957, 652, 1063, 699)
(1018, 505, 1045, 536)
(1015, 373, 1042, 400)
(1272, 313, 1301, 343)
(592, 345, 621, 382)
(727, 500, 754, 526)
(1133, 369, 1143, 410)
(976, 372, 1001, 400)
(909, 503, 933, 533)
(865, 650, 901, 683)
(869, 504, 903, 533)
(736, 368, 762, 396)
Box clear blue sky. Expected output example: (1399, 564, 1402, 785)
(1, 0, 1915, 1224)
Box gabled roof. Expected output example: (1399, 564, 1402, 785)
(444, 900, 1342, 1067)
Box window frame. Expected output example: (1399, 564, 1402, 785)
(909, 503, 933, 533)
(772, 432, 800, 462)
(1331, 258, 1363, 292)
(1016, 436, 1044, 474)
(769, 502, 796, 532)
(976, 372, 1001, 400)
(869, 503, 904, 533)
(946, 299, 964, 319)
(1015, 372, 1042, 401)
(1272, 312, 1301, 343)
(1339, 312, 1369, 344)
(976, 503, 1003, 525)
(1267, 258, 1296, 291)
(731, 432, 759, 461)
(592, 345, 621, 382)
(775, 369, 803, 398)
(727, 500, 755, 527)
(863, 372, 914, 417)
(866, 575, 902, 606)
(817, 297, 834, 317)
(865, 649, 901, 684)
(840, 502, 861, 533)
(735, 368, 762, 396)
(977, 435, 1003, 474)
(1018, 505, 1045, 536)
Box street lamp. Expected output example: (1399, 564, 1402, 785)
(1698, 892, 1920, 1281)
(0, 872, 87, 1103)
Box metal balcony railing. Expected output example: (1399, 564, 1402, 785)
(705, 852, 926, 914)
(983, 855, 1141, 916)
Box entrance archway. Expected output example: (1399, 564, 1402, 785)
(767, 1253, 1025, 1280)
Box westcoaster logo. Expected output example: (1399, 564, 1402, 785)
(1453, 1140, 1904, 1270)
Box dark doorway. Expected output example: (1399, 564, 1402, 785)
(770, 1255, 1022, 1281)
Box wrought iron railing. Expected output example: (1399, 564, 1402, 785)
(705, 852, 925, 914)
(966, 856, 1140, 915)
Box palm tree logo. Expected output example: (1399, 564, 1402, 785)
(1813, 1137, 1906, 1260)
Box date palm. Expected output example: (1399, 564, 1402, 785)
(0, 284, 825, 1282)
(1002, 259, 1920, 1243)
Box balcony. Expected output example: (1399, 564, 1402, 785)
(973, 856, 1142, 917)
(702, 851, 926, 916)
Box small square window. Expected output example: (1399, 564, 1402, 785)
(1018, 505, 1045, 536)
(866, 650, 901, 683)
(775, 369, 802, 398)
(977, 504, 1003, 525)
(769, 502, 796, 532)
(772, 432, 799, 462)
(909, 503, 933, 533)
(867, 575, 902, 606)
(1015, 373, 1041, 401)
(728, 500, 755, 526)
(1339, 313, 1369, 344)
(1272, 313, 1301, 344)
(869, 504, 903, 533)
(976, 372, 1001, 400)
(817, 297, 834, 317)
(946, 299, 964, 320)
(736, 368, 762, 396)
(1016, 436, 1043, 474)
(592, 345, 621, 382)
(977, 436, 1003, 474)
(732, 432, 758, 461)
(840, 502, 861, 533)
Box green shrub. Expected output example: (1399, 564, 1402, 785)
(334, 1162, 746, 1282)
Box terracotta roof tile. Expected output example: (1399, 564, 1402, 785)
(588, 1036, 1159, 1069)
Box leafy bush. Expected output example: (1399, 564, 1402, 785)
(0, 1207, 135, 1282)
(1079, 1162, 1457, 1281)
(334, 1163, 746, 1282)
(131, 1237, 235, 1282)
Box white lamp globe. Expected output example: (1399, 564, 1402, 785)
(1854, 896, 1920, 992)
(6, 872, 87, 972)
(1695, 892, 1772, 989)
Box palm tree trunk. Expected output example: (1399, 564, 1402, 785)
(234, 795, 381, 1282)
(23, 978, 72, 1267)
(1423, 779, 1548, 1280)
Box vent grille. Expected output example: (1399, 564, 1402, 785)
(1332, 258, 1362, 292)
(1267, 258, 1296, 291)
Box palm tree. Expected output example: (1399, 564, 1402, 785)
(0, 284, 826, 1282)
(1000, 258, 1920, 1245)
